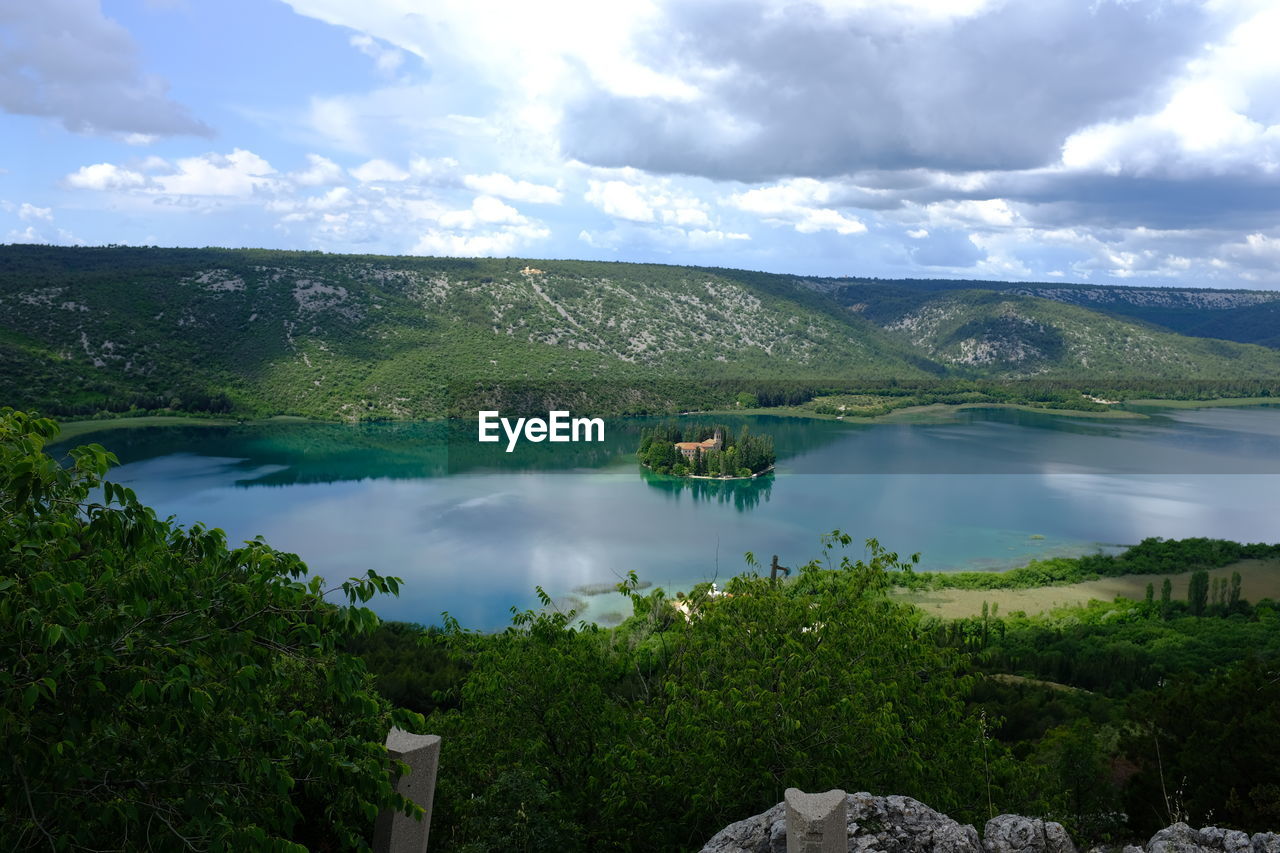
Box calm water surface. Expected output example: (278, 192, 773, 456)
(56, 406, 1280, 629)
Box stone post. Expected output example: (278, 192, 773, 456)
(785, 788, 847, 853)
(373, 729, 441, 853)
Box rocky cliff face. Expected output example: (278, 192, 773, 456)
(700, 792, 1280, 853)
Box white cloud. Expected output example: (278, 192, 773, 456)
(65, 163, 148, 191)
(729, 178, 866, 235)
(267, 186, 355, 218)
(292, 154, 347, 187)
(409, 156, 461, 182)
(1220, 232, 1280, 269)
(63, 149, 280, 197)
(1059, 5, 1280, 178)
(922, 198, 1020, 228)
(411, 223, 550, 257)
(18, 203, 53, 221)
(351, 158, 410, 183)
(793, 208, 866, 235)
(154, 150, 279, 196)
(684, 228, 749, 249)
(463, 173, 562, 204)
(260, 173, 554, 257)
(281, 0, 699, 103)
(5, 226, 41, 243)
(578, 222, 748, 253)
(350, 33, 405, 76)
(438, 195, 524, 229)
(584, 178, 712, 229)
(585, 180, 656, 222)
(5, 224, 81, 245)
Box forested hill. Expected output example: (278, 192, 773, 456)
(2, 245, 1279, 420)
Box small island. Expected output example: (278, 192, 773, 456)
(637, 423, 776, 479)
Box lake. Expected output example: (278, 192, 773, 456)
(53, 404, 1280, 630)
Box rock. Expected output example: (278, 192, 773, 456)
(699, 797, 1280, 853)
(1147, 823, 1209, 853)
(1199, 827, 1252, 853)
(701, 802, 786, 853)
(1147, 823, 1262, 853)
(1253, 834, 1280, 853)
(984, 814, 1077, 853)
(699, 792, 982, 853)
(846, 793, 982, 853)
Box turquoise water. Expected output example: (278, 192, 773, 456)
(55, 405, 1280, 629)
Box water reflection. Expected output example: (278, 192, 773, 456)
(48, 407, 1280, 630)
(640, 468, 773, 512)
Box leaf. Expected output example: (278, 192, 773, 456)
(44, 623, 64, 647)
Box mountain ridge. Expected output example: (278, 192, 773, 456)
(2, 245, 1278, 420)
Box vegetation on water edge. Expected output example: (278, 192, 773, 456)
(637, 422, 776, 478)
(355, 539, 1280, 850)
(896, 537, 1280, 591)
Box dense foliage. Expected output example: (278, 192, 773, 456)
(637, 422, 776, 477)
(0, 409, 425, 851)
(424, 537, 1032, 851)
(943, 594, 1280, 838)
(353, 542, 1280, 849)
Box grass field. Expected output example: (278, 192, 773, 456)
(727, 402, 1149, 423)
(870, 403, 1146, 423)
(51, 414, 315, 444)
(52, 415, 240, 444)
(891, 559, 1280, 618)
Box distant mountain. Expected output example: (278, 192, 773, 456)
(814, 277, 1280, 348)
(833, 287, 1278, 380)
(1, 246, 1277, 420)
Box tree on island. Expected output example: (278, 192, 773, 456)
(637, 423, 775, 478)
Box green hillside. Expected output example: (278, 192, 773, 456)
(819, 277, 1280, 348)
(0, 246, 936, 419)
(869, 289, 1280, 380)
(2, 245, 1278, 420)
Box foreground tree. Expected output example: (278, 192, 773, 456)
(0, 409, 424, 850)
(429, 534, 1032, 851)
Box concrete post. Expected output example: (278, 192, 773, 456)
(785, 788, 847, 853)
(373, 729, 441, 853)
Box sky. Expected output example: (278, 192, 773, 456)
(2, 0, 1279, 287)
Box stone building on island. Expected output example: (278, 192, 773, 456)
(675, 429, 723, 461)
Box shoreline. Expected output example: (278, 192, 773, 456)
(51, 414, 312, 444)
(890, 558, 1280, 619)
(50, 395, 1278, 444)
(641, 463, 776, 481)
(717, 401, 1148, 423)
